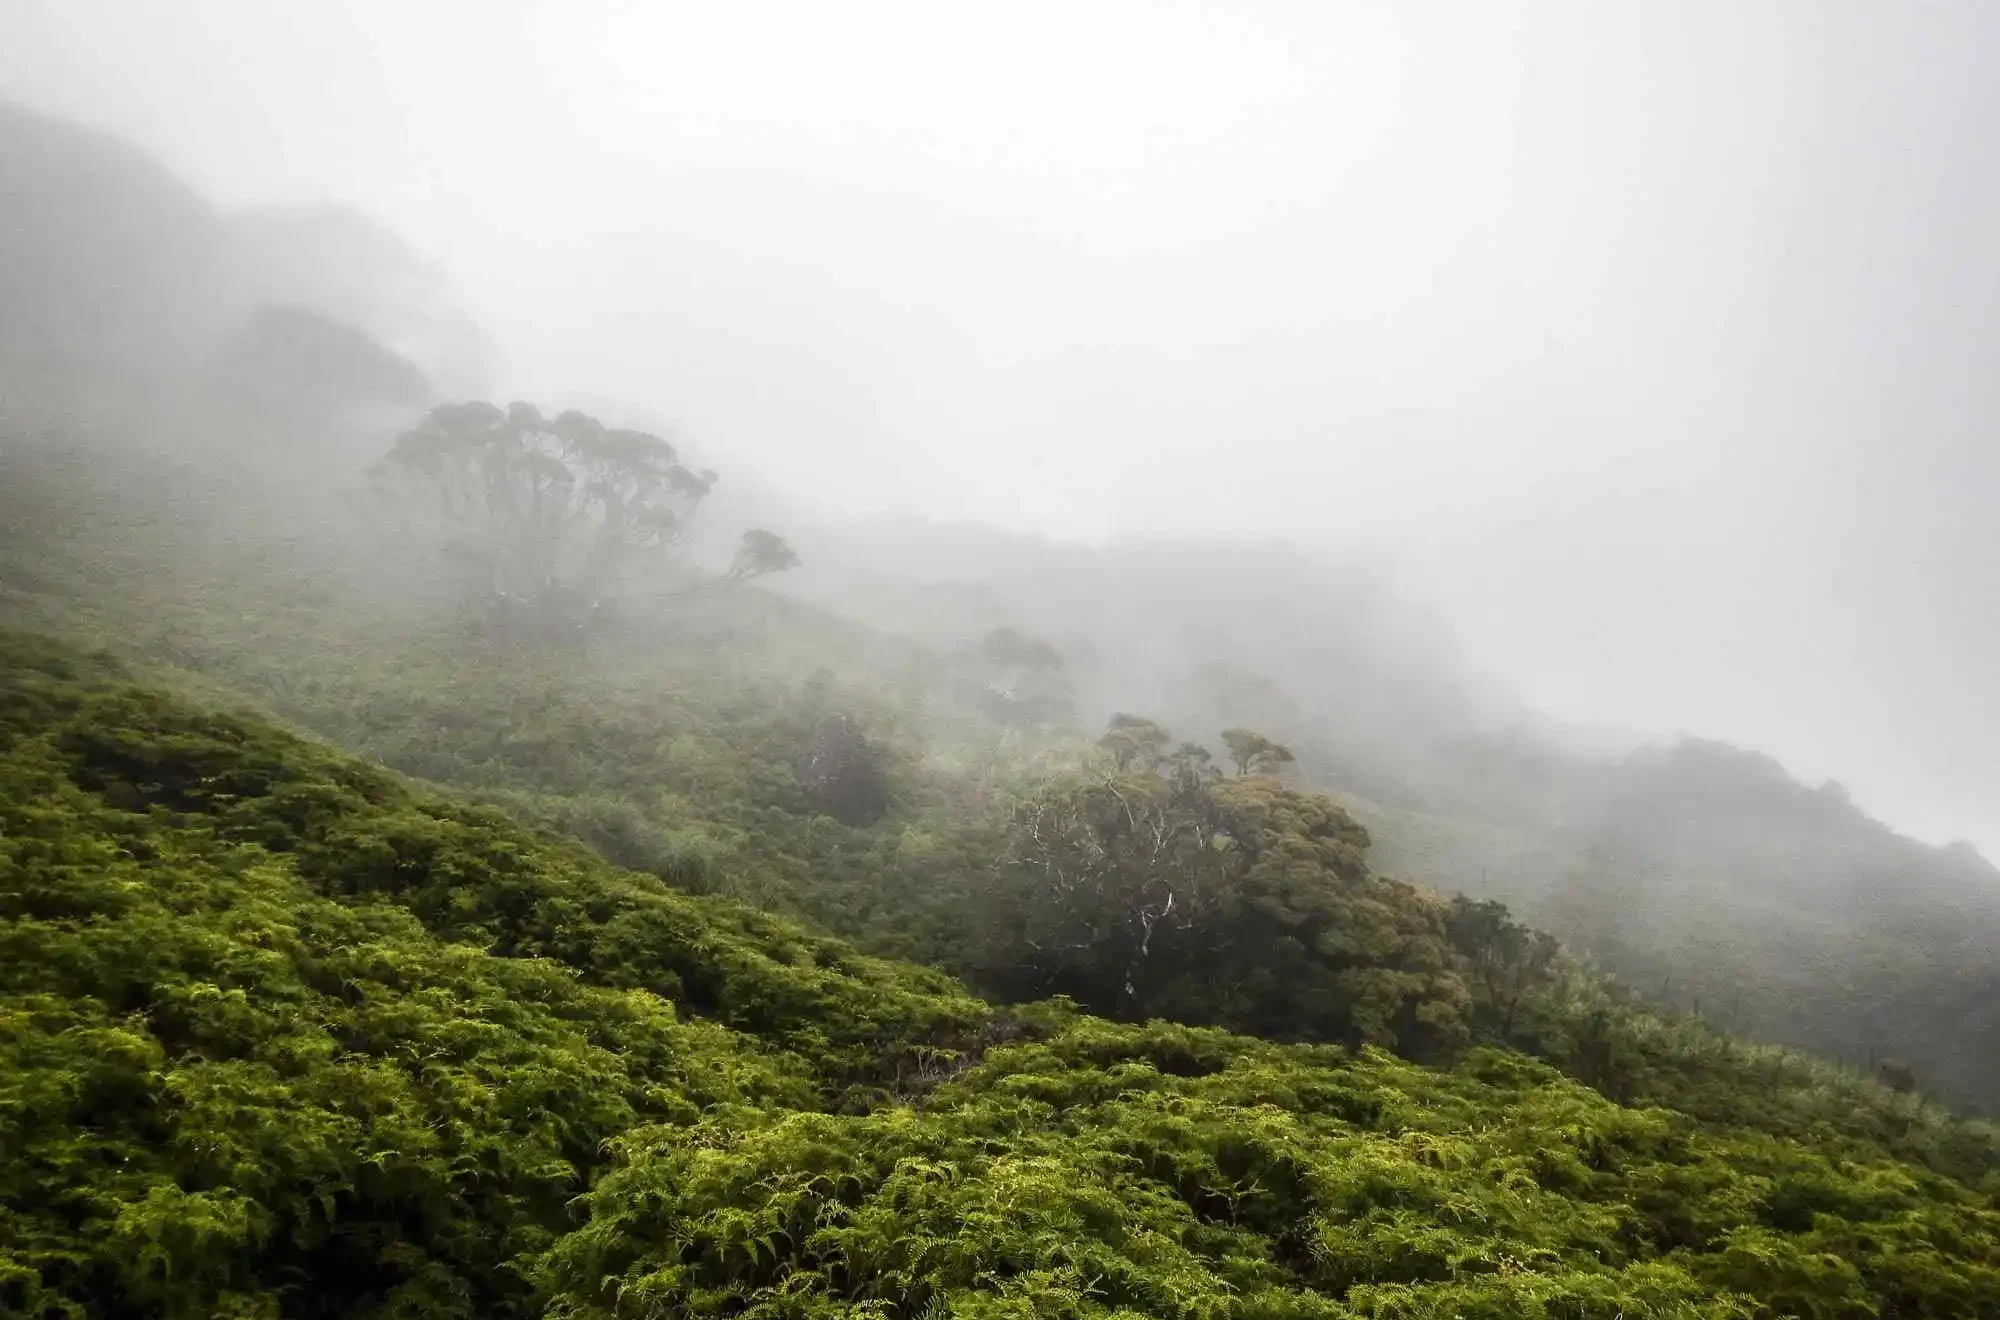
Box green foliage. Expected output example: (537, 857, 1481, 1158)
(797, 711, 892, 827)
(0, 632, 983, 1317)
(977, 764, 1470, 1058)
(6, 440, 2000, 1319)
(1221, 727, 1296, 777)
(1447, 896, 1563, 1043)
(5, 445, 1991, 1174)
(10, 108, 2000, 1318)
(545, 1019, 2000, 1320)
(2, 637, 1999, 1319)
(1099, 714, 1172, 773)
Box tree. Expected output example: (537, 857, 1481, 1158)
(1877, 1059, 1918, 1096)
(1098, 713, 1171, 772)
(370, 400, 794, 633)
(983, 761, 1471, 1051)
(1167, 741, 1219, 784)
(796, 711, 890, 826)
(730, 528, 801, 581)
(1220, 727, 1296, 776)
(1446, 896, 1562, 1042)
(996, 768, 1236, 1012)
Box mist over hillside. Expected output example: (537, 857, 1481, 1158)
(4, 23, 2000, 1308)
(4, 94, 1999, 1113)
(0, 100, 486, 469)
(771, 498, 2000, 1102)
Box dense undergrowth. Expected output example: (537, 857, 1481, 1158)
(0, 631, 981, 1318)
(4, 439, 1995, 1119)
(6, 99, 2000, 1319)
(4, 632, 2000, 1318)
(60, 610, 1989, 1181)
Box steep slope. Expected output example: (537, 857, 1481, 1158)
(6, 94, 1996, 1117)
(0, 98, 468, 456)
(0, 100, 235, 423)
(1, 432, 1994, 1145)
(0, 632, 985, 1318)
(792, 516, 2000, 1109)
(1541, 741, 2000, 1096)
(3, 633, 1999, 1319)
(1341, 732, 2000, 1110)
(226, 204, 493, 400)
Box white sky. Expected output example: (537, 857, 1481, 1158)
(4, 0, 1996, 852)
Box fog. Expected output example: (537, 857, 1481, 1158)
(3, 0, 1996, 853)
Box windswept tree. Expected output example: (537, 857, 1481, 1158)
(1220, 727, 1296, 776)
(1098, 713, 1171, 772)
(729, 527, 801, 581)
(370, 400, 794, 632)
(982, 754, 1471, 1052)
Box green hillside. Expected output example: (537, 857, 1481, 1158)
(4, 631, 2000, 1318)
(0, 629, 978, 1317)
(0, 439, 1982, 1132)
(4, 82, 2000, 1320)
(0, 439, 1996, 1317)
(8, 80, 2000, 1124)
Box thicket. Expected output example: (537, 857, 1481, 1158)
(3, 633, 1999, 1318)
(3, 436, 1990, 1161)
(0, 631, 982, 1318)
(109, 602, 1984, 1181)
(8, 436, 1996, 1121)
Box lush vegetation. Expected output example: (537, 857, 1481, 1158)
(1, 438, 1991, 1148)
(2, 632, 1999, 1318)
(10, 89, 2000, 1121)
(1189, 682, 2000, 1113)
(6, 99, 2000, 1319)
(0, 631, 980, 1317)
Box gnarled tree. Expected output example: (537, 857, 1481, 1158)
(1098, 713, 1171, 772)
(983, 721, 1470, 1052)
(1220, 727, 1296, 776)
(370, 400, 793, 632)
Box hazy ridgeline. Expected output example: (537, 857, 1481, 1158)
(3, 83, 2000, 1320)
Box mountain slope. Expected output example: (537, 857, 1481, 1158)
(0, 99, 233, 421)
(1, 431, 1993, 1155)
(0, 631, 985, 1318)
(0, 97, 478, 458)
(4, 630, 1999, 1320)
(5, 96, 1997, 1116)
(792, 514, 2000, 1110)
